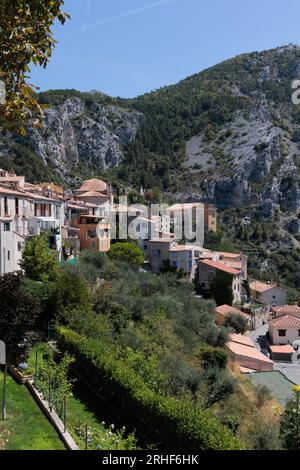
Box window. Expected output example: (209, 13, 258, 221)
(7, 250, 10, 261)
(298, 330, 300, 337)
(4, 197, 8, 215)
(3, 222, 10, 232)
(278, 330, 287, 337)
(15, 198, 19, 216)
(18, 242, 22, 252)
(273, 295, 276, 299)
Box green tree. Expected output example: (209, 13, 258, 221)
(108, 242, 144, 267)
(0, 272, 41, 362)
(211, 271, 234, 306)
(55, 270, 93, 317)
(201, 366, 236, 409)
(224, 313, 248, 334)
(280, 386, 300, 450)
(0, 0, 69, 131)
(20, 235, 60, 281)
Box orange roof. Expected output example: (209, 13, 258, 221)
(250, 280, 286, 294)
(220, 260, 243, 270)
(77, 191, 108, 198)
(166, 203, 202, 212)
(269, 345, 295, 354)
(23, 191, 57, 202)
(0, 186, 25, 197)
(273, 305, 300, 316)
(216, 305, 249, 320)
(217, 252, 242, 259)
(78, 178, 107, 193)
(230, 333, 255, 348)
(269, 315, 300, 329)
(170, 245, 192, 252)
(227, 341, 273, 364)
(200, 259, 241, 275)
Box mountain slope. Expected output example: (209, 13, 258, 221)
(1, 43, 300, 212)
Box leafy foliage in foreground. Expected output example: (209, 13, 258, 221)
(0, 0, 69, 132)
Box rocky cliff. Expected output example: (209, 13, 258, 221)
(2, 44, 300, 218)
(0, 95, 144, 184)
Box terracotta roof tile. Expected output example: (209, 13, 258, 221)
(79, 178, 107, 192)
(227, 341, 273, 364)
(250, 280, 286, 294)
(269, 345, 295, 354)
(230, 333, 255, 348)
(216, 305, 249, 320)
(200, 259, 241, 275)
(272, 305, 300, 316)
(269, 315, 300, 329)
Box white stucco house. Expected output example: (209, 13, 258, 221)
(269, 315, 300, 346)
(250, 280, 287, 307)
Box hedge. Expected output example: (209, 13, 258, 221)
(55, 327, 244, 450)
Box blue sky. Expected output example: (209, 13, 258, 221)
(30, 0, 300, 98)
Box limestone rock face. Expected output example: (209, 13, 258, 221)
(26, 97, 144, 180)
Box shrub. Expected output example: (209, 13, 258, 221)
(198, 346, 228, 370)
(224, 314, 248, 334)
(55, 327, 243, 450)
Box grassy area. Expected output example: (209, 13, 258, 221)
(0, 372, 65, 450)
(66, 394, 136, 450)
(28, 342, 137, 450)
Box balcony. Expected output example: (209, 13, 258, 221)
(28, 217, 60, 236)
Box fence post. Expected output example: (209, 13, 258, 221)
(64, 397, 67, 433)
(48, 375, 52, 412)
(2, 363, 7, 421)
(34, 351, 39, 386)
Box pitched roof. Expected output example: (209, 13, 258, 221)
(230, 333, 255, 348)
(269, 345, 295, 354)
(272, 305, 300, 316)
(217, 252, 242, 259)
(77, 191, 108, 198)
(216, 305, 249, 320)
(23, 191, 57, 202)
(0, 186, 25, 197)
(199, 259, 241, 275)
(166, 203, 202, 212)
(269, 315, 300, 329)
(170, 245, 193, 252)
(250, 280, 286, 294)
(227, 341, 273, 364)
(78, 178, 107, 193)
